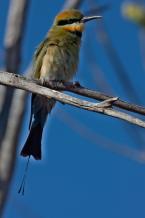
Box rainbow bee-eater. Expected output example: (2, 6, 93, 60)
(20, 9, 101, 160)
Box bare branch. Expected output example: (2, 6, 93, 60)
(43, 81, 145, 116)
(0, 71, 145, 129)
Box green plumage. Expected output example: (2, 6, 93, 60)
(21, 9, 83, 159)
(20, 8, 101, 160)
(33, 26, 82, 81)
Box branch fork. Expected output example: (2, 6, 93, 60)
(95, 97, 119, 108)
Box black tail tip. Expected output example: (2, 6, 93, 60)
(20, 124, 43, 160)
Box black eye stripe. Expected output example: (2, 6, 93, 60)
(57, 18, 81, 26)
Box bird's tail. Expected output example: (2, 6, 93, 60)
(20, 94, 55, 160)
(20, 123, 43, 160)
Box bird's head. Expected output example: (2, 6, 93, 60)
(53, 9, 102, 37)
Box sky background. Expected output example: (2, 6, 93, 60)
(1, 0, 145, 218)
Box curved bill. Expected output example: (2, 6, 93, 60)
(81, 15, 102, 23)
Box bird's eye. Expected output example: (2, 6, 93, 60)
(57, 20, 68, 25)
(57, 18, 80, 26)
(68, 18, 81, 24)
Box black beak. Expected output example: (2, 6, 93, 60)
(81, 15, 102, 23)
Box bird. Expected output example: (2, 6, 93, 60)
(20, 9, 102, 160)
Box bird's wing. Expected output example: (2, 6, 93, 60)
(33, 37, 49, 79)
(30, 38, 60, 128)
(29, 38, 49, 128)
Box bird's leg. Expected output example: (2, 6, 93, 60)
(95, 97, 119, 109)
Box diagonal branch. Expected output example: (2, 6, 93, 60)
(0, 71, 145, 129)
(43, 81, 145, 116)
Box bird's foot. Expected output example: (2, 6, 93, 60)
(42, 80, 82, 90)
(63, 81, 82, 89)
(48, 80, 64, 89)
(96, 97, 119, 109)
(41, 79, 64, 89)
(39, 78, 46, 86)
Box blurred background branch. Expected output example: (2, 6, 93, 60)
(0, 0, 31, 216)
(87, 0, 145, 149)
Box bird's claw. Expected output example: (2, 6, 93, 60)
(41, 79, 64, 89)
(73, 81, 82, 88)
(49, 80, 64, 89)
(63, 81, 82, 89)
(40, 79, 82, 89)
(39, 78, 45, 86)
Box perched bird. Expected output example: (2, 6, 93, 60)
(20, 9, 101, 160)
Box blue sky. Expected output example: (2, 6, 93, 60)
(1, 0, 145, 218)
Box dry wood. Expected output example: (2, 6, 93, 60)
(0, 72, 145, 129)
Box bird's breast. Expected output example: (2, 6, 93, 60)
(40, 42, 80, 81)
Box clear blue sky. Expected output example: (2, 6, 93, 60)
(1, 0, 145, 218)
